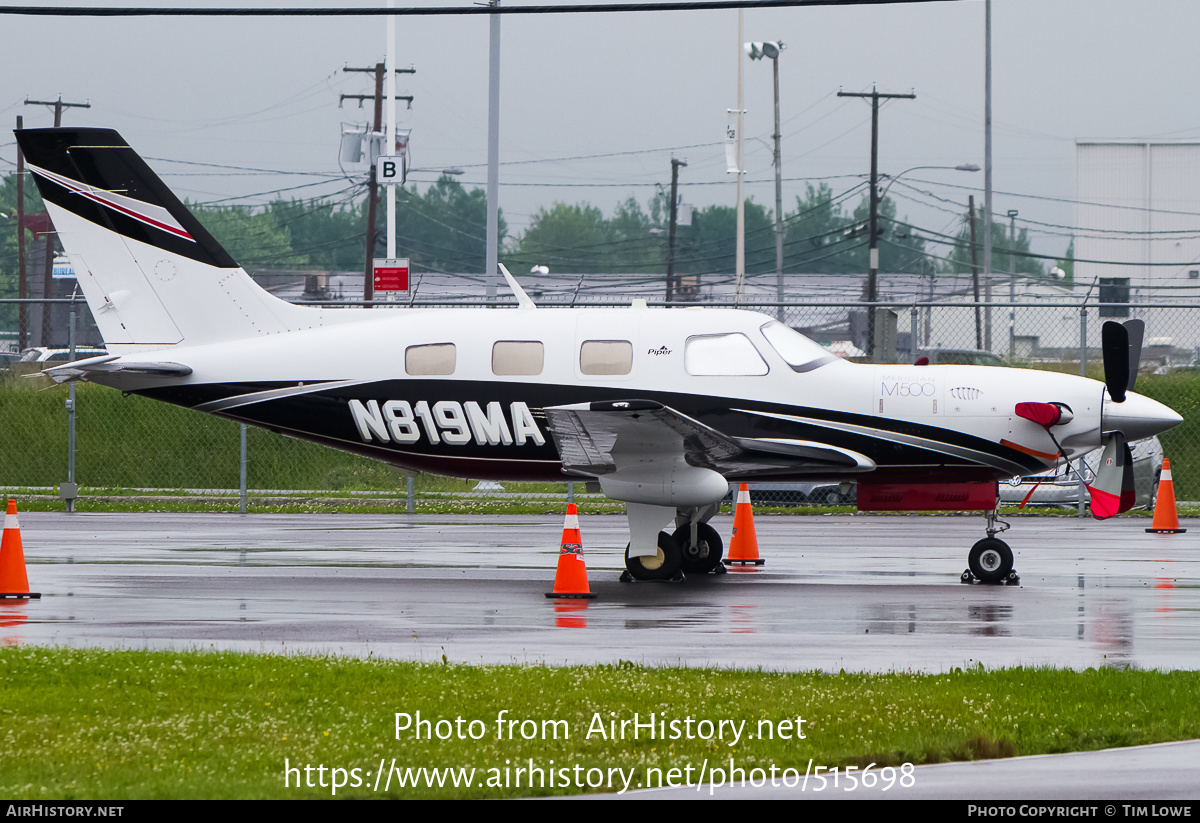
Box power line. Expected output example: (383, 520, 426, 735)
(0, 1, 961, 19)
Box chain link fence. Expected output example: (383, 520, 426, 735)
(2, 288, 1196, 510)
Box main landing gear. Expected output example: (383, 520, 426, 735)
(961, 508, 1020, 585)
(622, 531, 685, 582)
(621, 503, 724, 582)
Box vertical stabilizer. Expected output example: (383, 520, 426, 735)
(15, 128, 323, 349)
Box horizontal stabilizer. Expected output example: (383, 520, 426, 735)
(40, 354, 192, 384)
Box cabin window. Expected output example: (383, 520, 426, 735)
(492, 341, 544, 376)
(760, 321, 838, 373)
(684, 333, 768, 376)
(580, 340, 633, 375)
(405, 343, 456, 375)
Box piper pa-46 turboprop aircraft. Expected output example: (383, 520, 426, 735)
(16, 128, 1183, 584)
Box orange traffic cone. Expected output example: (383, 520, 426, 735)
(1147, 459, 1187, 534)
(723, 484, 764, 566)
(546, 504, 597, 599)
(1, 500, 40, 599)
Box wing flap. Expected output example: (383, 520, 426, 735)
(543, 400, 874, 479)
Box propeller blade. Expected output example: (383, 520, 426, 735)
(1102, 321, 1130, 402)
(1087, 432, 1136, 519)
(1123, 318, 1145, 393)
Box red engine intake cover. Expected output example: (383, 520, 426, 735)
(857, 481, 999, 512)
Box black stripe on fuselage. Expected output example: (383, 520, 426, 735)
(133, 378, 1046, 481)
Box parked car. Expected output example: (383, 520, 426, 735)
(18, 346, 108, 364)
(915, 348, 1006, 367)
(999, 436, 1164, 510)
(0, 351, 22, 375)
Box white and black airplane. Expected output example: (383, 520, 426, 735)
(16, 128, 1183, 584)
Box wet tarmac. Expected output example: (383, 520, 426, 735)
(4, 510, 1198, 672)
(5, 509, 1198, 801)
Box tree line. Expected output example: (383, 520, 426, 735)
(1, 170, 1060, 334)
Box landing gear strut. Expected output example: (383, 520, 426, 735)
(961, 508, 1020, 585)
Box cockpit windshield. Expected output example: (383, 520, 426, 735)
(760, 321, 840, 373)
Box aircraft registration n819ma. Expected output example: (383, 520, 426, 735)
(16, 128, 1183, 585)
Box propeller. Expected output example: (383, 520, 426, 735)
(1101, 318, 1144, 403)
(1093, 318, 1146, 517)
(1087, 431, 1136, 520)
(1018, 319, 1172, 520)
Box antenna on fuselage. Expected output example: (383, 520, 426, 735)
(498, 263, 537, 309)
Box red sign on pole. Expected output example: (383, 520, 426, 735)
(373, 258, 410, 292)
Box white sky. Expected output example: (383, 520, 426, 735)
(3, 0, 1199, 265)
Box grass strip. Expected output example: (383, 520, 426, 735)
(0, 647, 1197, 799)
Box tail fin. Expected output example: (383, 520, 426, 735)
(15, 128, 320, 350)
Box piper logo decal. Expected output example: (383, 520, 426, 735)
(349, 399, 546, 447)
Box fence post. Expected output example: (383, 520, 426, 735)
(407, 475, 414, 514)
(568, 480, 575, 506)
(239, 424, 247, 514)
(909, 306, 918, 361)
(63, 309, 77, 513)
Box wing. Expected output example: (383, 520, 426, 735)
(543, 399, 875, 480)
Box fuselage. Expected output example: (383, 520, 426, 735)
(87, 305, 1166, 486)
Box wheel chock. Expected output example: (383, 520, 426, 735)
(618, 570, 686, 584)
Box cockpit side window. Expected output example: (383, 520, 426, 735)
(684, 333, 768, 376)
(760, 321, 838, 373)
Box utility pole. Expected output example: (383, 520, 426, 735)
(15, 115, 27, 351)
(342, 65, 414, 307)
(665, 157, 687, 304)
(26, 96, 90, 345)
(25, 95, 90, 127)
(486, 0, 502, 304)
(837, 87, 915, 359)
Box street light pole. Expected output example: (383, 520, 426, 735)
(773, 54, 783, 322)
(734, 10, 745, 306)
(872, 162, 979, 354)
(746, 40, 786, 322)
(1008, 208, 1018, 358)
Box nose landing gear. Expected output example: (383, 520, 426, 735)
(961, 508, 1020, 585)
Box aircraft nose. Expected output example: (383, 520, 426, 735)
(1103, 392, 1183, 441)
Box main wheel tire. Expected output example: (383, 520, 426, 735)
(625, 531, 683, 581)
(968, 537, 1013, 584)
(673, 523, 724, 574)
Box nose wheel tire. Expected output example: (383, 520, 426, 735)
(968, 537, 1014, 584)
(625, 531, 683, 581)
(673, 523, 724, 574)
